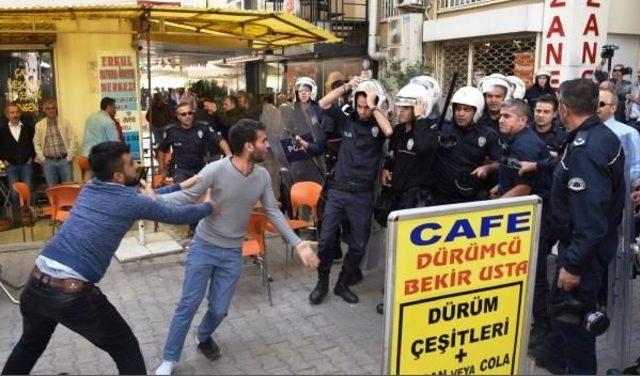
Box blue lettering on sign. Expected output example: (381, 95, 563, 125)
(409, 212, 532, 246)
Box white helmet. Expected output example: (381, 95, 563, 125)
(479, 73, 511, 98)
(294, 77, 317, 101)
(395, 75, 441, 117)
(352, 78, 386, 109)
(451, 86, 485, 124)
(535, 69, 551, 79)
(506, 76, 526, 99)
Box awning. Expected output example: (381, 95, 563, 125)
(0, 5, 341, 50)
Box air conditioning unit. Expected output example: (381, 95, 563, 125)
(394, 0, 426, 11)
(386, 13, 423, 70)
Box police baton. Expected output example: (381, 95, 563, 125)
(434, 72, 459, 131)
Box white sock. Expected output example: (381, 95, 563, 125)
(155, 360, 175, 375)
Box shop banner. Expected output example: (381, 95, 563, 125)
(541, 0, 610, 88)
(97, 52, 141, 160)
(383, 196, 542, 375)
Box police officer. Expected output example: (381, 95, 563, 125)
(491, 98, 553, 350)
(159, 102, 230, 183)
(532, 94, 566, 160)
(477, 74, 512, 133)
(532, 79, 625, 374)
(429, 86, 501, 204)
(378, 76, 440, 222)
(309, 77, 393, 305)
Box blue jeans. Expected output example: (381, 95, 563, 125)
(43, 159, 73, 186)
(6, 163, 33, 204)
(162, 235, 243, 362)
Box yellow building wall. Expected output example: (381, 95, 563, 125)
(52, 18, 137, 162)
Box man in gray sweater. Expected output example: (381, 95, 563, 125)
(155, 119, 318, 375)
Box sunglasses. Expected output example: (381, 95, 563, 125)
(599, 101, 612, 108)
(177, 111, 194, 116)
(613, 69, 622, 72)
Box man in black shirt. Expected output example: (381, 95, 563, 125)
(533, 95, 566, 159)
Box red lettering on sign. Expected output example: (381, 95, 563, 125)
(583, 14, 599, 36)
(546, 43, 563, 65)
(546, 16, 565, 38)
(586, 0, 601, 7)
(550, 0, 566, 7)
(582, 42, 598, 64)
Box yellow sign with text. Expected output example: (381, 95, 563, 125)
(384, 198, 540, 375)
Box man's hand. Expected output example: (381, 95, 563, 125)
(626, 94, 633, 101)
(366, 89, 378, 109)
(295, 241, 319, 268)
(557, 267, 581, 291)
(179, 174, 201, 190)
(489, 185, 500, 199)
(347, 76, 361, 90)
(381, 169, 392, 187)
(294, 135, 308, 150)
(414, 97, 428, 119)
(518, 161, 537, 177)
(139, 179, 156, 199)
(471, 165, 490, 179)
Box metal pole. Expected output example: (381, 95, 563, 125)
(144, 9, 159, 234)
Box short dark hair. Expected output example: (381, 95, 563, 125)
(558, 79, 599, 116)
(261, 94, 274, 105)
(331, 80, 346, 90)
(100, 97, 116, 110)
(501, 98, 530, 119)
(355, 92, 378, 106)
(89, 141, 130, 181)
(535, 94, 559, 112)
(201, 96, 214, 104)
(228, 119, 266, 156)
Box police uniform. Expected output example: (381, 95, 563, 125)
(477, 109, 500, 134)
(539, 116, 625, 374)
(430, 121, 501, 204)
(159, 122, 223, 183)
(376, 117, 438, 225)
(533, 123, 567, 157)
(316, 104, 387, 286)
(498, 126, 553, 338)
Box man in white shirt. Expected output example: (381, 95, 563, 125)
(598, 89, 640, 186)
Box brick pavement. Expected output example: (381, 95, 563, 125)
(1, 232, 639, 375)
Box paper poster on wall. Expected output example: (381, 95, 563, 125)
(97, 52, 141, 160)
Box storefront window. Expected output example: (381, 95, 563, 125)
(0, 50, 56, 118)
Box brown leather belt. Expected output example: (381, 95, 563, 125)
(31, 267, 93, 293)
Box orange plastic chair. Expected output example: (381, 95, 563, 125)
(267, 181, 323, 278)
(12, 182, 35, 241)
(242, 212, 273, 306)
(45, 184, 81, 234)
(77, 156, 91, 182)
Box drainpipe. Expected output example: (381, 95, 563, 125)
(368, 0, 386, 61)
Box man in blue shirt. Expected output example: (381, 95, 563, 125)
(492, 99, 553, 350)
(82, 97, 121, 157)
(598, 89, 640, 185)
(2, 142, 214, 375)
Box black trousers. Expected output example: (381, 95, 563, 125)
(2, 276, 146, 375)
(317, 189, 374, 277)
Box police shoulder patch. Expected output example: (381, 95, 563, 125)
(197, 129, 204, 139)
(478, 136, 487, 147)
(567, 177, 586, 192)
(372, 126, 380, 137)
(407, 138, 414, 151)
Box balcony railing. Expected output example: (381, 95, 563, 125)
(264, 0, 367, 45)
(437, 0, 500, 12)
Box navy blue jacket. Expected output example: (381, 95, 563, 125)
(550, 116, 625, 275)
(499, 126, 552, 200)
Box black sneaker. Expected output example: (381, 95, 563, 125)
(197, 336, 221, 361)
